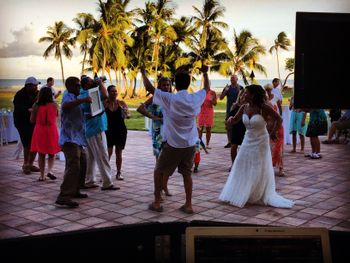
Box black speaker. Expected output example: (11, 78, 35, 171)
(294, 12, 350, 109)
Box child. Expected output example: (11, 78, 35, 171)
(193, 137, 208, 173)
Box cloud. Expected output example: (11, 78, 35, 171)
(0, 26, 45, 58)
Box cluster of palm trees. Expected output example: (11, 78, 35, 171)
(39, 0, 292, 97)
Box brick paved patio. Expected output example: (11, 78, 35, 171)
(0, 131, 349, 239)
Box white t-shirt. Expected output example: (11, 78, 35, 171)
(271, 87, 283, 102)
(153, 88, 206, 148)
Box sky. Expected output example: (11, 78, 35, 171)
(0, 0, 349, 80)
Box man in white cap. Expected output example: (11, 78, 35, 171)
(13, 77, 41, 174)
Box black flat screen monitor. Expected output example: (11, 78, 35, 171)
(294, 12, 350, 109)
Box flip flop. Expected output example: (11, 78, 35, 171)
(179, 205, 194, 214)
(148, 203, 163, 212)
(47, 173, 57, 180)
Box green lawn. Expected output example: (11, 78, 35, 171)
(0, 92, 15, 110)
(1, 87, 292, 133)
(126, 110, 227, 133)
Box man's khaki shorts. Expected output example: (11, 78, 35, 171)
(155, 143, 196, 177)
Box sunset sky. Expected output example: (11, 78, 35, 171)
(0, 0, 349, 80)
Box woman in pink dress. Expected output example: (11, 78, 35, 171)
(198, 89, 217, 148)
(30, 87, 60, 181)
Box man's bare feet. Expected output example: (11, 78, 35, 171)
(179, 205, 194, 214)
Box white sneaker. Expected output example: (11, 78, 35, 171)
(310, 153, 321, 159)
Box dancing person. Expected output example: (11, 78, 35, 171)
(219, 75, 243, 148)
(141, 65, 209, 214)
(137, 77, 172, 196)
(104, 85, 129, 180)
(265, 84, 285, 176)
(43, 77, 61, 99)
(271, 78, 283, 115)
(30, 87, 60, 181)
(79, 76, 119, 190)
(219, 84, 294, 208)
(198, 87, 217, 148)
(55, 76, 90, 208)
(228, 88, 247, 165)
(13, 77, 40, 174)
(304, 109, 328, 159)
(289, 96, 307, 153)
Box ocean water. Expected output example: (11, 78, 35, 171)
(0, 78, 294, 92)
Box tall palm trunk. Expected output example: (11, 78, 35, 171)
(81, 50, 87, 75)
(283, 72, 294, 87)
(118, 70, 124, 96)
(102, 50, 106, 76)
(114, 69, 118, 94)
(122, 71, 130, 99)
(107, 71, 113, 84)
(154, 44, 160, 88)
(58, 49, 65, 84)
(199, 75, 204, 89)
(189, 71, 194, 89)
(132, 78, 137, 98)
(276, 49, 281, 80)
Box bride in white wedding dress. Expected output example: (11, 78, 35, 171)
(219, 85, 294, 208)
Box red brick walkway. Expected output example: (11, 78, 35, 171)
(0, 131, 349, 239)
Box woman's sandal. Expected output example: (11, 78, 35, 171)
(47, 173, 57, 180)
(116, 172, 124, 181)
(278, 168, 285, 177)
(148, 203, 163, 212)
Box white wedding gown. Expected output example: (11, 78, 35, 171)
(219, 114, 294, 208)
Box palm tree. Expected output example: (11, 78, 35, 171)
(39, 21, 75, 84)
(187, 0, 228, 87)
(136, 0, 176, 87)
(88, 0, 133, 78)
(191, 0, 228, 50)
(218, 29, 266, 85)
(269, 31, 291, 80)
(282, 57, 294, 87)
(73, 13, 96, 75)
(127, 25, 151, 97)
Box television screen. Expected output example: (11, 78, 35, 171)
(294, 12, 350, 109)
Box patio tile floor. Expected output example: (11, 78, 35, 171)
(0, 130, 349, 239)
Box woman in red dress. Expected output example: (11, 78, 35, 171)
(30, 87, 60, 181)
(198, 89, 217, 148)
(265, 84, 284, 176)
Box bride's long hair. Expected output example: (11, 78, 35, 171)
(246, 85, 266, 108)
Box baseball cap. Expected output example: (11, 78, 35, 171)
(25, 77, 41, 85)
